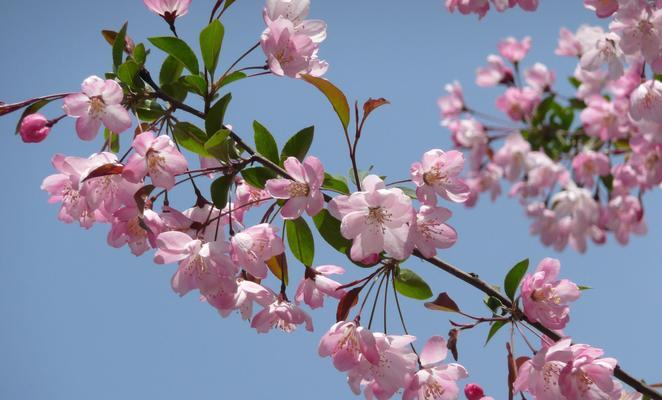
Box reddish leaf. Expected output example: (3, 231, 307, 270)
(362, 97, 389, 120)
(425, 292, 461, 313)
(506, 342, 517, 400)
(448, 329, 460, 361)
(336, 287, 361, 322)
(133, 185, 155, 214)
(82, 163, 124, 182)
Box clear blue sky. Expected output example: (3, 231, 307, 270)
(1, 1, 660, 399)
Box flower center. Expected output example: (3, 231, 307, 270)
(366, 207, 392, 229)
(423, 166, 449, 186)
(127, 216, 147, 238)
(289, 181, 310, 197)
(88, 96, 106, 118)
(424, 378, 445, 400)
(146, 150, 166, 177)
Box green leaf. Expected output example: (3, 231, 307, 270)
(104, 128, 120, 153)
(504, 258, 529, 301)
(135, 100, 165, 122)
(160, 55, 185, 85)
(322, 173, 350, 194)
(132, 43, 146, 65)
(578, 285, 592, 291)
(204, 129, 231, 160)
(173, 122, 210, 157)
(14, 99, 52, 134)
(117, 60, 140, 87)
(301, 74, 350, 131)
(241, 167, 275, 189)
(148, 36, 199, 74)
(161, 81, 188, 103)
(312, 209, 352, 254)
(568, 76, 581, 89)
(485, 320, 508, 346)
(396, 186, 417, 199)
(199, 20, 224, 75)
(219, 71, 246, 88)
(183, 75, 207, 96)
(285, 218, 315, 267)
(281, 126, 314, 163)
(253, 121, 280, 164)
(394, 268, 433, 300)
(205, 93, 232, 135)
(600, 175, 614, 192)
(221, 0, 237, 13)
(210, 174, 234, 209)
(484, 295, 505, 314)
(113, 22, 128, 70)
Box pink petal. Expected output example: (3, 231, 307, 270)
(265, 178, 293, 199)
(81, 76, 106, 97)
(102, 104, 132, 134)
(63, 93, 90, 117)
(75, 115, 102, 141)
(419, 336, 448, 367)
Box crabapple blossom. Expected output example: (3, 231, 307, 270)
(584, 0, 619, 18)
(497, 36, 532, 63)
(411, 149, 470, 204)
(559, 343, 622, 399)
(265, 156, 324, 219)
(409, 205, 458, 258)
(107, 205, 164, 256)
(438, 81, 465, 120)
(295, 265, 346, 309)
(261, 17, 328, 78)
(550, 184, 601, 253)
(329, 175, 414, 261)
(520, 258, 581, 330)
(580, 95, 629, 140)
(230, 223, 285, 279)
(610, 6, 662, 62)
(19, 113, 50, 143)
(143, 0, 191, 21)
(556, 25, 606, 57)
(402, 336, 469, 400)
(475, 55, 514, 87)
(510, 152, 566, 198)
(572, 150, 610, 187)
(630, 80, 662, 123)
(574, 66, 609, 100)
(122, 131, 188, 190)
(514, 338, 574, 400)
(495, 87, 541, 121)
(234, 178, 271, 223)
(603, 194, 647, 245)
(215, 278, 274, 320)
(464, 163, 503, 207)
(154, 231, 238, 297)
(251, 296, 313, 333)
(319, 321, 380, 371)
(493, 133, 530, 182)
(263, 0, 327, 43)
(580, 32, 625, 79)
(63, 76, 131, 140)
(524, 63, 556, 92)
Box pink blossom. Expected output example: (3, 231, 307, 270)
(265, 156, 324, 219)
(215, 278, 275, 320)
(19, 113, 50, 143)
(524, 63, 555, 92)
(574, 66, 609, 100)
(144, 0, 191, 20)
(610, 6, 662, 61)
(122, 131, 188, 190)
(580, 96, 629, 140)
(580, 33, 625, 79)
(464, 163, 503, 207)
(493, 133, 530, 182)
(604, 194, 647, 245)
(559, 343, 622, 399)
(437, 81, 465, 119)
(497, 36, 532, 63)
(609, 59, 645, 99)
(154, 231, 238, 297)
(107, 205, 164, 256)
(251, 296, 313, 333)
(409, 205, 458, 258)
(572, 150, 610, 187)
(630, 80, 662, 123)
(231, 223, 285, 279)
(556, 27, 584, 57)
(263, 0, 326, 43)
(448, 119, 488, 150)
(319, 321, 380, 371)
(329, 175, 414, 261)
(41, 154, 107, 228)
(584, 0, 619, 18)
(348, 333, 419, 399)
(520, 258, 580, 330)
(476, 55, 514, 87)
(403, 336, 468, 400)
(261, 17, 327, 78)
(445, 0, 490, 18)
(527, 203, 569, 251)
(234, 178, 271, 223)
(496, 87, 540, 121)
(510, 152, 567, 199)
(295, 265, 346, 309)
(411, 149, 470, 204)
(630, 139, 662, 188)
(63, 76, 131, 141)
(514, 338, 574, 400)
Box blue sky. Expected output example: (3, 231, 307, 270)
(1, 1, 660, 399)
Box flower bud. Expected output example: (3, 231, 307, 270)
(464, 383, 485, 400)
(19, 113, 50, 143)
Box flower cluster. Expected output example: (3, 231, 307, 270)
(445, 0, 540, 19)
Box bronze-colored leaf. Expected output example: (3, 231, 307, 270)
(336, 287, 361, 322)
(82, 163, 124, 182)
(507, 342, 517, 400)
(266, 253, 289, 286)
(363, 97, 389, 120)
(424, 292, 461, 313)
(133, 185, 155, 214)
(448, 329, 459, 361)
